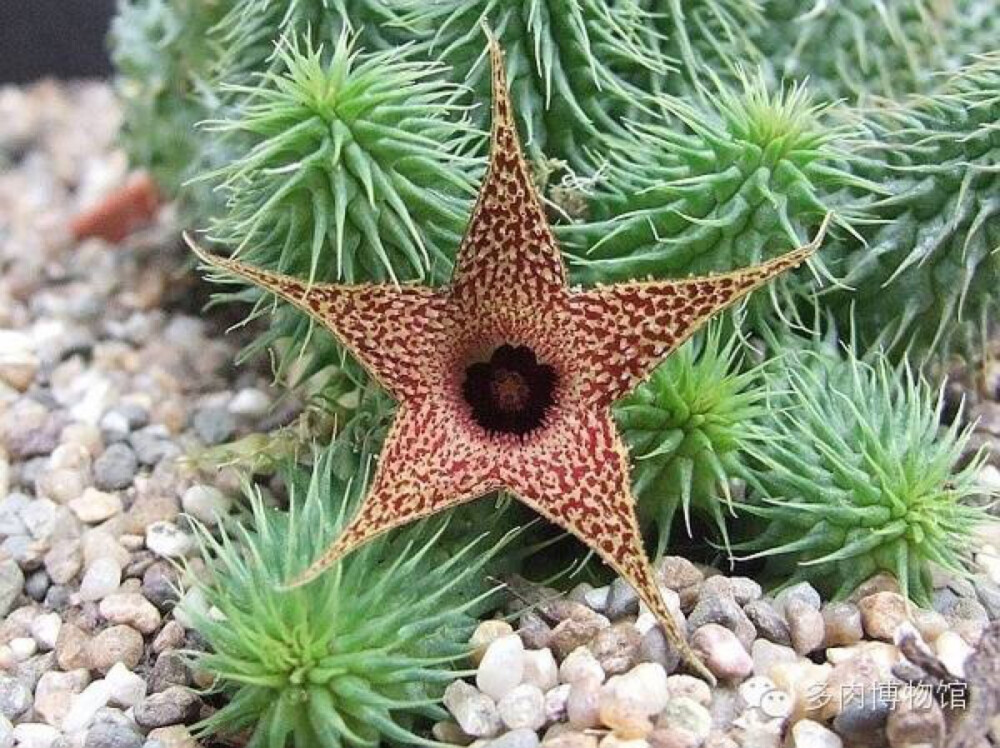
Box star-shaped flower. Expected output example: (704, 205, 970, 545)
(189, 35, 825, 682)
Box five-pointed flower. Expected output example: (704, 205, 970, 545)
(188, 34, 824, 682)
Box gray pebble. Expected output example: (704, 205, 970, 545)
(14, 653, 56, 692)
(148, 652, 189, 694)
(24, 570, 50, 601)
(687, 593, 756, 650)
(128, 427, 178, 467)
(774, 583, 821, 615)
(133, 687, 201, 729)
(0, 676, 31, 720)
(84, 720, 143, 748)
(0, 560, 25, 618)
(971, 574, 1000, 619)
(93, 445, 138, 491)
(832, 690, 891, 735)
(192, 406, 236, 445)
(744, 600, 791, 647)
(639, 625, 681, 675)
(116, 404, 149, 431)
(488, 728, 540, 748)
(605, 578, 640, 619)
(44, 585, 72, 612)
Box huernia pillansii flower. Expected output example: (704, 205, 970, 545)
(732, 337, 993, 605)
(617, 322, 766, 558)
(189, 444, 518, 747)
(189, 33, 826, 683)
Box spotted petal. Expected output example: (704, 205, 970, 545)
(569, 230, 826, 407)
(450, 32, 567, 318)
(186, 236, 454, 401)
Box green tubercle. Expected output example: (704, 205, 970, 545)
(823, 53, 1000, 359)
(390, 0, 667, 165)
(562, 71, 871, 323)
(733, 336, 992, 605)
(197, 31, 479, 379)
(189, 443, 518, 747)
(616, 322, 766, 558)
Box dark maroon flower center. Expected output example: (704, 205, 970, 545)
(463, 344, 557, 435)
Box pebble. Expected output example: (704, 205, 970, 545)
(884, 689, 944, 747)
(12, 723, 61, 748)
(145, 521, 193, 559)
(478, 634, 525, 700)
(588, 622, 641, 675)
(490, 728, 541, 748)
(63, 680, 111, 732)
(544, 684, 571, 724)
(144, 724, 199, 748)
(149, 651, 189, 693)
(34, 670, 90, 726)
(786, 598, 825, 655)
(0, 716, 11, 748)
(700, 576, 762, 606)
(192, 406, 235, 445)
(84, 719, 144, 748)
(9, 636, 38, 661)
(30, 612, 61, 650)
(128, 427, 178, 466)
(656, 697, 711, 741)
(498, 684, 546, 731)
(180, 484, 231, 526)
(934, 630, 973, 677)
(566, 678, 601, 729)
(774, 583, 822, 616)
(133, 686, 201, 729)
(606, 578, 640, 619)
(0, 560, 24, 618)
(522, 648, 559, 691)
(25, 569, 51, 601)
(0, 676, 31, 721)
(790, 720, 842, 748)
(821, 603, 863, 647)
(687, 594, 755, 651)
(68, 488, 122, 523)
(857, 592, 909, 641)
(99, 592, 162, 634)
(550, 612, 610, 660)
(79, 557, 122, 601)
(104, 663, 147, 708)
(151, 621, 185, 654)
(141, 562, 180, 610)
(227, 388, 270, 418)
(443, 681, 502, 738)
(691, 624, 752, 682)
(55, 623, 91, 671)
(743, 600, 791, 646)
(87, 625, 144, 673)
(656, 557, 704, 591)
(560, 647, 605, 685)
(93, 444, 138, 491)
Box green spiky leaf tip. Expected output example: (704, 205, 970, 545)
(187, 444, 516, 747)
(734, 336, 995, 605)
(564, 68, 868, 327)
(198, 29, 480, 380)
(616, 321, 766, 558)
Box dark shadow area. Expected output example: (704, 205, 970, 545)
(0, 0, 115, 83)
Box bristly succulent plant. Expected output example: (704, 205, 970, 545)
(561, 72, 870, 322)
(752, 0, 949, 103)
(615, 322, 766, 558)
(732, 336, 992, 605)
(822, 53, 1000, 360)
(110, 0, 228, 199)
(189, 443, 517, 747)
(197, 31, 480, 380)
(390, 0, 668, 164)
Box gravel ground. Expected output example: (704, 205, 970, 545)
(2, 79, 1000, 748)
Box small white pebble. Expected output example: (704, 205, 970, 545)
(544, 683, 571, 724)
(559, 646, 605, 685)
(790, 719, 843, 748)
(181, 484, 232, 527)
(145, 521, 194, 558)
(30, 612, 61, 651)
(8, 637, 37, 661)
(12, 723, 61, 748)
(477, 634, 525, 701)
(79, 557, 122, 601)
(227, 388, 271, 417)
(522, 648, 558, 691)
(935, 631, 974, 678)
(497, 684, 546, 731)
(104, 663, 147, 708)
(68, 488, 122, 524)
(62, 680, 110, 732)
(469, 619, 514, 666)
